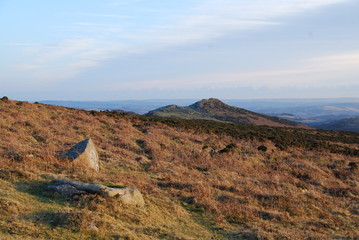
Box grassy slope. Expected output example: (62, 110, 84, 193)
(0, 99, 358, 239)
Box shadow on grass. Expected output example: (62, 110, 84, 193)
(21, 209, 94, 230)
(13, 180, 68, 205)
(21, 209, 58, 229)
(181, 198, 262, 240)
(220, 230, 262, 240)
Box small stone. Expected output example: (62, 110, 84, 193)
(88, 223, 99, 232)
(104, 187, 145, 207)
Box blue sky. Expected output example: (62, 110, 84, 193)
(0, 0, 358, 100)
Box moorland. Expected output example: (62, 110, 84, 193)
(0, 97, 358, 239)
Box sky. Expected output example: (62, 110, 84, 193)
(0, 0, 358, 101)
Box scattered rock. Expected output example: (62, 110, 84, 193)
(257, 145, 268, 152)
(48, 179, 145, 207)
(349, 161, 358, 171)
(66, 138, 99, 171)
(202, 145, 216, 155)
(88, 223, 99, 232)
(219, 143, 236, 153)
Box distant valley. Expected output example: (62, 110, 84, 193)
(40, 98, 359, 132)
(312, 117, 359, 132)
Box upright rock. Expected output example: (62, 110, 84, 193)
(66, 138, 99, 171)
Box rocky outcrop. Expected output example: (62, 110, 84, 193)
(66, 138, 99, 171)
(145, 98, 310, 128)
(0, 96, 9, 102)
(48, 179, 145, 207)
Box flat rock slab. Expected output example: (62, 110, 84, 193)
(66, 138, 99, 171)
(48, 179, 145, 207)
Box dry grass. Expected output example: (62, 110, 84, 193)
(0, 99, 358, 239)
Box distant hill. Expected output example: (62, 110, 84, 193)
(146, 98, 309, 128)
(39, 99, 359, 119)
(314, 117, 359, 132)
(40, 99, 197, 114)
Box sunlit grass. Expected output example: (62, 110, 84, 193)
(0, 99, 358, 239)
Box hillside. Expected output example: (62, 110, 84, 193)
(0, 98, 358, 239)
(314, 117, 359, 132)
(145, 98, 309, 128)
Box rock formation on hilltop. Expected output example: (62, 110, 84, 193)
(146, 98, 309, 128)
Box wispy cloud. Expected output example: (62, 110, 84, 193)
(17, 38, 125, 82)
(79, 13, 131, 18)
(7, 42, 40, 46)
(17, 64, 41, 70)
(74, 22, 104, 26)
(13, 0, 348, 82)
(106, 0, 142, 7)
(143, 0, 347, 47)
(106, 52, 359, 90)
